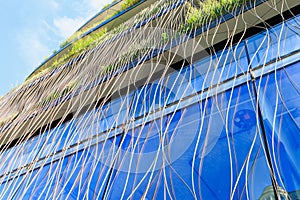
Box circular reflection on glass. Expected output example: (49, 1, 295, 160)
(234, 109, 256, 130)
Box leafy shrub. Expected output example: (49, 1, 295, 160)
(102, 3, 112, 10)
(103, 0, 119, 10)
(121, 0, 140, 10)
(23, 0, 172, 86)
(54, 28, 107, 69)
(183, 0, 246, 31)
(161, 32, 170, 44)
(59, 40, 69, 49)
(102, 65, 115, 73)
(41, 80, 79, 106)
(42, 91, 61, 105)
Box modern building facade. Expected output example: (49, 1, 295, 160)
(0, 0, 299, 199)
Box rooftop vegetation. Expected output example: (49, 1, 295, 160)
(0, 0, 255, 130)
(26, 0, 249, 84)
(103, 0, 119, 10)
(26, 0, 169, 83)
(22, 0, 250, 92)
(183, 0, 246, 31)
(40, 80, 78, 107)
(59, 0, 141, 49)
(10, 0, 251, 110)
(25, 0, 147, 87)
(121, 0, 141, 10)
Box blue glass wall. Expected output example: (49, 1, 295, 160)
(256, 62, 300, 194)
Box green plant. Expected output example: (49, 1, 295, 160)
(102, 2, 112, 10)
(26, 0, 194, 84)
(183, 0, 247, 32)
(62, 81, 79, 96)
(53, 28, 107, 70)
(43, 91, 61, 105)
(41, 80, 79, 106)
(105, 10, 121, 21)
(60, 40, 69, 49)
(121, 0, 140, 10)
(102, 65, 115, 73)
(59, 22, 104, 49)
(102, 0, 119, 10)
(161, 32, 170, 44)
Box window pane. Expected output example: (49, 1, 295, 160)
(256, 61, 300, 197)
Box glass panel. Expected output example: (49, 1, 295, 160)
(191, 84, 270, 199)
(164, 42, 249, 106)
(105, 83, 273, 199)
(0, 91, 133, 177)
(246, 14, 300, 68)
(12, 161, 61, 199)
(256, 61, 300, 197)
(51, 136, 120, 199)
(131, 83, 173, 118)
(0, 131, 46, 175)
(0, 175, 23, 199)
(0, 136, 120, 199)
(38, 122, 73, 159)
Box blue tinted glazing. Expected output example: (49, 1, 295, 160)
(104, 84, 273, 199)
(131, 83, 175, 118)
(12, 161, 61, 199)
(0, 175, 24, 199)
(191, 84, 266, 199)
(0, 136, 120, 199)
(56, 136, 120, 199)
(256, 62, 300, 194)
(0, 130, 48, 175)
(164, 42, 249, 105)
(246, 14, 300, 68)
